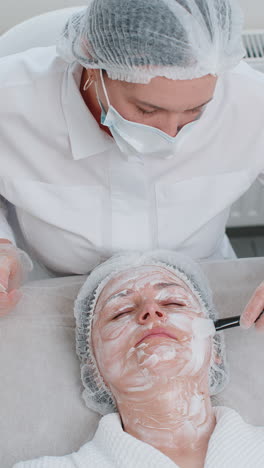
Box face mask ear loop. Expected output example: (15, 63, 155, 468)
(100, 69, 111, 108)
(95, 81, 101, 106)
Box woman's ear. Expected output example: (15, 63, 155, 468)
(211, 343, 223, 366)
(83, 69, 97, 91)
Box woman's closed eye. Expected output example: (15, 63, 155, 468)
(157, 293, 187, 308)
(112, 308, 134, 320)
(163, 301, 186, 308)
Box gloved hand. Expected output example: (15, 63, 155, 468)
(0, 241, 33, 316)
(240, 281, 264, 331)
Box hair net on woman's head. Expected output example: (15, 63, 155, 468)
(57, 0, 245, 83)
(74, 250, 229, 415)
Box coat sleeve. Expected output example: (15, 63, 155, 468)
(0, 196, 16, 244)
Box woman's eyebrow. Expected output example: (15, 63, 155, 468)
(153, 282, 186, 291)
(187, 97, 213, 111)
(102, 282, 186, 309)
(103, 289, 134, 307)
(134, 97, 213, 112)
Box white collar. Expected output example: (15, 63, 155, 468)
(93, 407, 264, 468)
(205, 406, 264, 467)
(61, 62, 114, 160)
(94, 413, 177, 467)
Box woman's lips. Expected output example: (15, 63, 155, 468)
(135, 328, 177, 347)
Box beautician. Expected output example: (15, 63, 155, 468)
(0, 0, 264, 328)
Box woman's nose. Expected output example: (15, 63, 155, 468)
(162, 114, 181, 137)
(137, 302, 166, 324)
(164, 123, 178, 138)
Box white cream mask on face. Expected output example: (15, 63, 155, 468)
(92, 268, 216, 452)
(97, 69, 200, 157)
(93, 267, 215, 391)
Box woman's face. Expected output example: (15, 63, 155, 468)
(92, 266, 215, 396)
(95, 70, 217, 137)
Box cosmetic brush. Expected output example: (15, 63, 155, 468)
(214, 310, 264, 331)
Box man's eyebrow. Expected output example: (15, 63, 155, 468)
(134, 97, 213, 112)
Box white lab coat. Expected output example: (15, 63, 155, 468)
(0, 46, 264, 274)
(13, 407, 264, 468)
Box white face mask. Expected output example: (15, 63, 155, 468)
(97, 70, 201, 157)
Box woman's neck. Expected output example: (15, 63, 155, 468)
(116, 377, 216, 468)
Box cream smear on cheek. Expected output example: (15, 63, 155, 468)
(93, 305, 155, 391)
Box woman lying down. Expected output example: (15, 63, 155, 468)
(14, 251, 264, 468)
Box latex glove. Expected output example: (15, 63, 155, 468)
(240, 281, 264, 331)
(0, 243, 33, 316)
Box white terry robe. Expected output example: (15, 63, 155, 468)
(13, 406, 264, 468)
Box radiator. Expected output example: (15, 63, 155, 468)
(227, 30, 264, 228)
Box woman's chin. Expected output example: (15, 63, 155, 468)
(135, 340, 190, 373)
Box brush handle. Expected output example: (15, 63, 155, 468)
(214, 316, 240, 331)
(214, 310, 264, 331)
